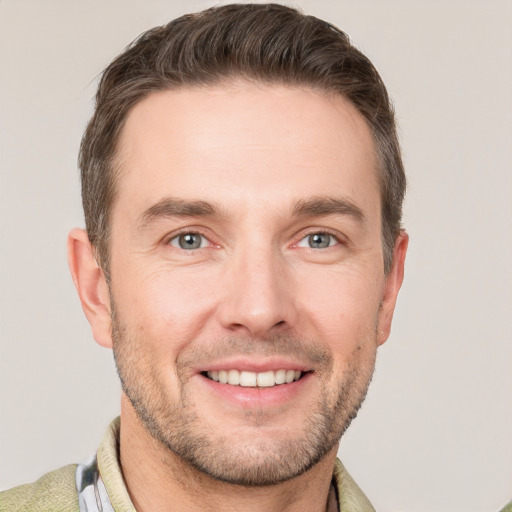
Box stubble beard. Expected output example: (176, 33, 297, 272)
(111, 306, 377, 487)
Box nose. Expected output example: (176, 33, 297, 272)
(217, 245, 298, 338)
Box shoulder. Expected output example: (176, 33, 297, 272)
(499, 501, 512, 512)
(0, 464, 79, 512)
(333, 458, 375, 512)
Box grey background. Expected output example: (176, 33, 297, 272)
(1, 1, 511, 511)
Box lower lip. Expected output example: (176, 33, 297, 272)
(198, 372, 312, 409)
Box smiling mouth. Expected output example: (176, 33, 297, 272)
(204, 369, 306, 388)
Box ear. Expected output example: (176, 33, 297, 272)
(67, 228, 113, 349)
(377, 230, 408, 346)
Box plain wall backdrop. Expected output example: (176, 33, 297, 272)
(1, 1, 511, 511)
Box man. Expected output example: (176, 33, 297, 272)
(0, 4, 408, 511)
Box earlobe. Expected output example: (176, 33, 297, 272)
(377, 230, 409, 346)
(67, 228, 113, 349)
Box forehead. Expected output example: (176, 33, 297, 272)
(114, 83, 379, 221)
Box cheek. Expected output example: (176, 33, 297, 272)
(113, 264, 222, 354)
(299, 262, 383, 317)
(295, 265, 383, 351)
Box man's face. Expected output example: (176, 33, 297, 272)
(107, 84, 401, 485)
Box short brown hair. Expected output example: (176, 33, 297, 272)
(79, 3, 405, 277)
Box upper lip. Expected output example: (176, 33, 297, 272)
(194, 357, 312, 374)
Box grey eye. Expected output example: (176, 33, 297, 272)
(309, 233, 330, 248)
(307, 233, 335, 249)
(296, 232, 338, 249)
(169, 233, 206, 250)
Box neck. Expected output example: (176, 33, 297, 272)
(119, 396, 338, 512)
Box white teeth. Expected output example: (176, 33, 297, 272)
(228, 369, 240, 385)
(257, 371, 275, 387)
(275, 369, 286, 384)
(206, 369, 303, 387)
(239, 371, 257, 387)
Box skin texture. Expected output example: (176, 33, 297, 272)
(68, 83, 408, 512)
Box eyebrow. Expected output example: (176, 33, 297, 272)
(137, 195, 365, 230)
(291, 196, 365, 223)
(137, 197, 219, 229)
